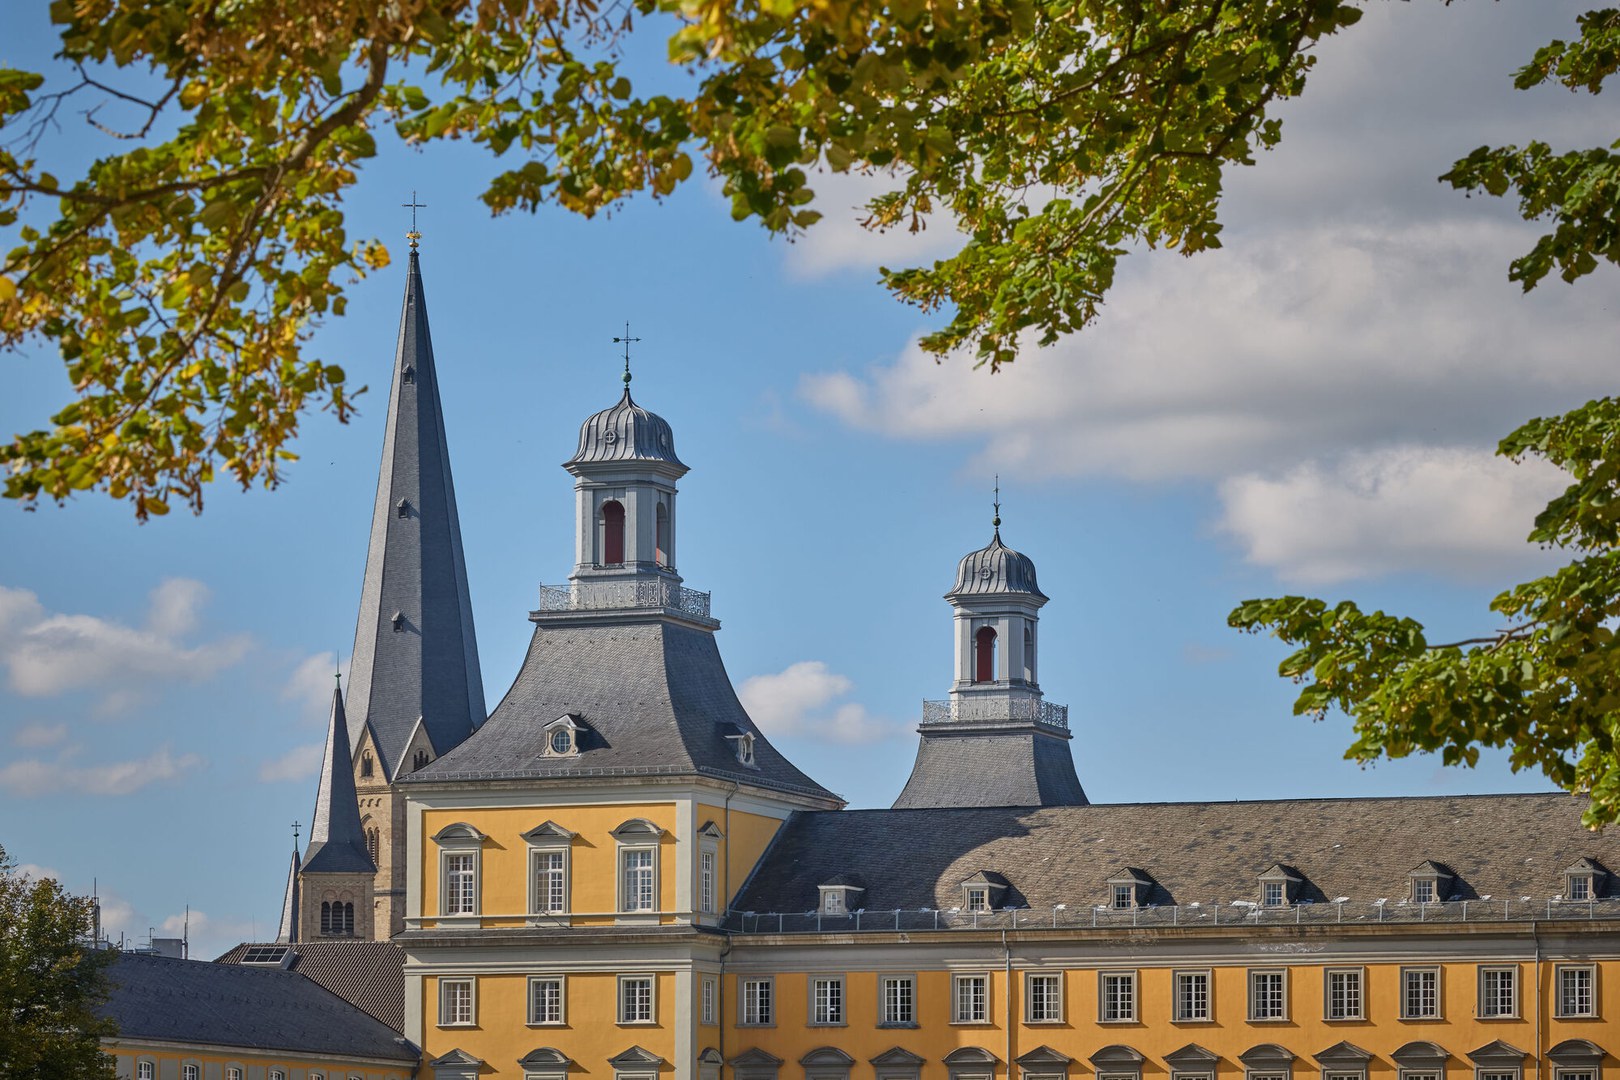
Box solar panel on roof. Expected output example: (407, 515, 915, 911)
(240, 945, 290, 965)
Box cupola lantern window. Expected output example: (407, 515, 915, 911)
(600, 500, 626, 565)
(974, 626, 998, 683)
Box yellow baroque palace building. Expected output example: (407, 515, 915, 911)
(261, 247, 1620, 1080)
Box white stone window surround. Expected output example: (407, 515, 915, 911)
(182, 1065, 200, 1080)
(809, 973, 846, 1026)
(739, 975, 776, 1026)
(1478, 965, 1520, 1019)
(1554, 964, 1598, 1018)
(1324, 967, 1366, 1021)
(700, 846, 719, 915)
(432, 823, 486, 921)
(439, 976, 476, 1026)
(1099, 969, 1138, 1023)
(526, 973, 566, 1025)
(700, 974, 719, 1025)
(1249, 968, 1290, 1022)
(1165, 1045, 1218, 1080)
(522, 821, 575, 922)
(965, 885, 992, 912)
(611, 819, 666, 918)
(880, 973, 918, 1027)
(952, 972, 992, 1024)
(1173, 969, 1213, 1023)
(1025, 970, 1064, 1023)
(226, 1067, 244, 1080)
(1401, 967, 1443, 1020)
(136, 1062, 155, 1080)
(616, 973, 656, 1024)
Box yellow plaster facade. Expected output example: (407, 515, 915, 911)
(106, 1040, 412, 1080)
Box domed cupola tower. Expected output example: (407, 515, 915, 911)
(564, 369, 686, 586)
(893, 498, 1089, 809)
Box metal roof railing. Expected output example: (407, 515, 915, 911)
(921, 697, 1069, 729)
(723, 896, 1620, 934)
(536, 580, 712, 620)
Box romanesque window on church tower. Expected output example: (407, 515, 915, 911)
(366, 827, 380, 864)
(974, 626, 997, 683)
(360, 751, 373, 779)
(318, 900, 354, 935)
(601, 500, 626, 565)
(414, 749, 430, 771)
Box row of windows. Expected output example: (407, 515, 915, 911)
(135, 1064, 366, 1080)
(433, 964, 1600, 1032)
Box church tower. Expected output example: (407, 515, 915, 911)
(892, 504, 1088, 808)
(346, 240, 486, 938)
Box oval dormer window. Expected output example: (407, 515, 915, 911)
(550, 729, 572, 755)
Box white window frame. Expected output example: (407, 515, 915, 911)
(1112, 883, 1135, 909)
(739, 976, 775, 1026)
(1025, 970, 1063, 1023)
(528, 847, 570, 917)
(1554, 964, 1597, 1018)
(433, 824, 485, 920)
(965, 885, 991, 912)
(809, 974, 846, 1026)
(1174, 969, 1212, 1022)
(699, 845, 718, 915)
(1249, 968, 1289, 1021)
(439, 977, 476, 1026)
(617, 973, 656, 1025)
(270, 1072, 285, 1080)
(227, 1069, 243, 1080)
(1412, 877, 1437, 904)
(1399, 1071, 1441, 1080)
(1099, 969, 1137, 1022)
(618, 846, 659, 913)
(1553, 1070, 1595, 1080)
(1477, 1071, 1520, 1080)
(527, 974, 566, 1025)
(1478, 965, 1519, 1019)
(700, 974, 718, 1026)
(1401, 966, 1441, 1020)
(183, 1066, 200, 1080)
(1325, 967, 1365, 1021)
(880, 973, 917, 1027)
(137, 1064, 154, 1080)
(952, 972, 991, 1024)
(1262, 880, 1287, 907)
(1567, 874, 1594, 901)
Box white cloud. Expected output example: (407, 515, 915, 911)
(1217, 445, 1569, 585)
(0, 579, 252, 711)
(258, 742, 323, 783)
(281, 651, 345, 725)
(782, 168, 964, 279)
(12, 861, 62, 881)
(738, 660, 895, 744)
(13, 722, 66, 748)
(0, 746, 204, 797)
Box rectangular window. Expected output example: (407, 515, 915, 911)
(953, 973, 990, 1023)
(1569, 876, 1592, 901)
(1249, 969, 1287, 1021)
(528, 976, 564, 1025)
(1479, 1072, 1519, 1080)
(1400, 966, 1440, 1019)
(823, 890, 845, 915)
(741, 977, 774, 1026)
(1401, 1073, 1439, 1080)
(1174, 970, 1211, 1022)
(1556, 1072, 1594, 1080)
(1100, 971, 1137, 1022)
(1262, 881, 1286, 907)
(1112, 884, 1134, 909)
(1479, 966, 1518, 1018)
(882, 975, 916, 1026)
(228, 1070, 242, 1080)
(533, 851, 566, 914)
(137, 1066, 154, 1080)
(701, 975, 718, 1026)
(966, 886, 991, 912)
(1027, 972, 1063, 1022)
(444, 853, 476, 915)
(440, 978, 474, 1026)
(1326, 968, 1364, 1020)
(621, 848, 656, 912)
(618, 975, 654, 1024)
(1556, 965, 1595, 1018)
(184, 1067, 199, 1080)
(811, 976, 845, 1025)
(1413, 878, 1437, 904)
(700, 850, 717, 914)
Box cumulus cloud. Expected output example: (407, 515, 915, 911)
(13, 722, 66, 748)
(0, 579, 252, 711)
(1217, 446, 1570, 585)
(782, 168, 965, 280)
(281, 651, 345, 725)
(738, 661, 896, 744)
(0, 746, 204, 797)
(258, 742, 323, 784)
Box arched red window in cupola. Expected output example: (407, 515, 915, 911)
(655, 503, 670, 567)
(601, 500, 626, 565)
(974, 626, 998, 683)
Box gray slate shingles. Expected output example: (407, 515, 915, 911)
(217, 940, 406, 1032)
(893, 728, 1088, 809)
(301, 688, 376, 875)
(105, 952, 415, 1061)
(734, 792, 1616, 914)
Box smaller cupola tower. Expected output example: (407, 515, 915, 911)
(893, 492, 1088, 809)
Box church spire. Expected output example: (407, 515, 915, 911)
(275, 845, 300, 943)
(344, 245, 486, 780)
(302, 684, 374, 875)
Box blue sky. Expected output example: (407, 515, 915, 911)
(1, 1, 1615, 960)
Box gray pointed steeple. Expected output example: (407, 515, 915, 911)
(302, 686, 376, 875)
(345, 248, 486, 780)
(275, 847, 300, 943)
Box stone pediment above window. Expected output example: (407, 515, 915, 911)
(801, 1049, 856, 1067)
(1107, 867, 1154, 909)
(1314, 1043, 1373, 1068)
(871, 1049, 926, 1067)
(1391, 1044, 1449, 1068)
(1547, 1041, 1605, 1068)
(1563, 857, 1609, 900)
(431, 823, 486, 846)
(610, 818, 666, 841)
(1239, 1045, 1296, 1069)
(1165, 1046, 1219, 1070)
(944, 1048, 1000, 1065)
(521, 821, 576, 845)
(1407, 861, 1455, 903)
(428, 1048, 483, 1080)
(698, 1049, 725, 1067)
(430, 1050, 483, 1067)
(1089, 1046, 1145, 1070)
(518, 1048, 572, 1068)
(1017, 1047, 1074, 1067)
(609, 1047, 665, 1067)
(1258, 864, 1302, 907)
(960, 870, 1011, 912)
(542, 714, 589, 757)
(697, 820, 725, 839)
(731, 1049, 785, 1068)
(818, 875, 866, 915)
(1467, 1042, 1527, 1068)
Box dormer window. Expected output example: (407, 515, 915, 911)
(1407, 861, 1453, 904)
(1113, 884, 1133, 910)
(397, 498, 411, 518)
(1564, 858, 1606, 902)
(824, 891, 846, 915)
(1258, 863, 1301, 907)
(959, 870, 1010, 913)
(816, 877, 864, 916)
(1107, 867, 1152, 910)
(1413, 878, 1436, 904)
(392, 611, 405, 632)
(1263, 881, 1285, 907)
(543, 714, 586, 758)
(965, 885, 991, 912)
(402, 365, 415, 384)
(724, 731, 756, 767)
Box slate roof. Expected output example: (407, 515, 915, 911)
(104, 952, 414, 1061)
(405, 617, 839, 802)
(302, 686, 376, 876)
(949, 531, 1046, 600)
(346, 248, 485, 781)
(733, 793, 1616, 913)
(567, 387, 686, 471)
(892, 726, 1088, 808)
(215, 940, 406, 1033)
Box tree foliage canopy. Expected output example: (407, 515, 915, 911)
(0, 844, 118, 1080)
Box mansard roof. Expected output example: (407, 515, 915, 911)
(949, 531, 1046, 601)
(892, 725, 1087, 809)
(405, 618, 838, 803)
(345, 248, 485, 782)
(301, 686, 376, 876)
(567, 387, 686, 474)
(732, 792, 1614, 915)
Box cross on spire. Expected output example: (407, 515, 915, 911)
(291, 821, 301, 849)
(993, 475, 1002, 533)
(613, 322, 642, 387)
(402, 191, 427, 250)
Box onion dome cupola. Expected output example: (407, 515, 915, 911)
(564, 365, 688, 583)
(893, 491, 1087, 809)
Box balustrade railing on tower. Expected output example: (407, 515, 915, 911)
(536, 580, 712, 619)
(921, 697, 1069, 729)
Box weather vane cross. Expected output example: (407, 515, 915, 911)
(291, 821, 301, 848)
(993, 475, 1001, 531)
(613, 322, 642, 387)
(402, 191, 427, 250)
